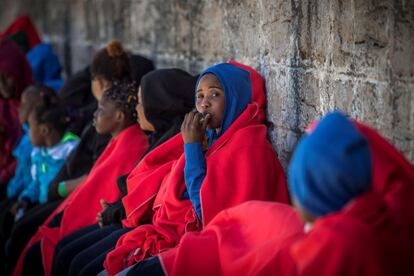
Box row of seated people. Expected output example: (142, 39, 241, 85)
(0, 15, 413, 276)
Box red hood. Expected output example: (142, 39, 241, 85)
(1, 15, 41, 49)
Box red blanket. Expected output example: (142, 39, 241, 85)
(289, 192, 414, 276)
(122, 130, 187, 229)
(13, 124, 148, 276)
(0, 15, 41, 49)
(103, 61, 290, 275)
(160, 122, 414, 276)
(160, 201, 304, 276)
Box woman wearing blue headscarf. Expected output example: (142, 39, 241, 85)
(103, 61, 289, 275)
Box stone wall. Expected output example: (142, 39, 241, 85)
(1, 0, 413, 166)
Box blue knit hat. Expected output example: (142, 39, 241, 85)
(288, 112, 372, 217)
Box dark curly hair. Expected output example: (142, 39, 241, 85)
(101, 82, 138, 124)
(32, 91, 71, 134)
(24, 84, 56, 99)
(90, 39, 132, 83)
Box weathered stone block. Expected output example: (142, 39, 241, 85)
(1, 0, 413, 165)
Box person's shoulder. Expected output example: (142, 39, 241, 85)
(31, 147, 40, 157)
(292, 213, 385, 275)
(47, 139, 79, 160)
(13, 132, 32, 156)
(305, 213, 379, 255)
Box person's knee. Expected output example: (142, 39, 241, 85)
(71, 248, 108, 276)
(68, 251, 89, 276)
(78, 263, 101, 276)
(23, 242, 43, 276)
(54, 238, 67, 258)
(5, 238, 12, 258)
(54, 245, 72, 267)
(9, 221, 25, 240)
(71, 255, 103, 276)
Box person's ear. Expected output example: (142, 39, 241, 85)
(293, 198, 316, 223)
(40, 124, 51, 136)
(100, 78, 111, 90)
(115, 110, 125, 123)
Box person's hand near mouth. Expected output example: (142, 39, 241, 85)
(181, 73, 225, 144)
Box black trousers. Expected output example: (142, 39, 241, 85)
(22, 241, 43, 276)
(52, 223, 130, 276)
(125, 256, 165, 276)
(69, 227, 130, 276)
(0, 196, 37, 276)
(0, 198, 15, 243)
(5, 200, 62, 274)
(0, 198, 15, 275)
(0, 182, 8, 201)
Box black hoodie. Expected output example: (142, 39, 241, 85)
(102, 68, 197, 225)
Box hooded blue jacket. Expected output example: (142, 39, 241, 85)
(18, 132, 79, 204)
(7, 124, 34, 198)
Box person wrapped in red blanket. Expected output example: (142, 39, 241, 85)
(14, 83, 149, 276)
(102, 60, 290, 275)
(157, 111, 414, 276)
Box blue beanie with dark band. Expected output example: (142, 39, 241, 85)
(288, 112, 372, 217)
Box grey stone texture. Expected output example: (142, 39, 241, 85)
(1, 0, 413, 167)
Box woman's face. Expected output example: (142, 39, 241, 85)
(195, 74, 225, 129)
(136, 87, 155, 132)
(91, 77, 110, 101)
(93, 97, 121, 135)
(0, 72, 16, 99)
